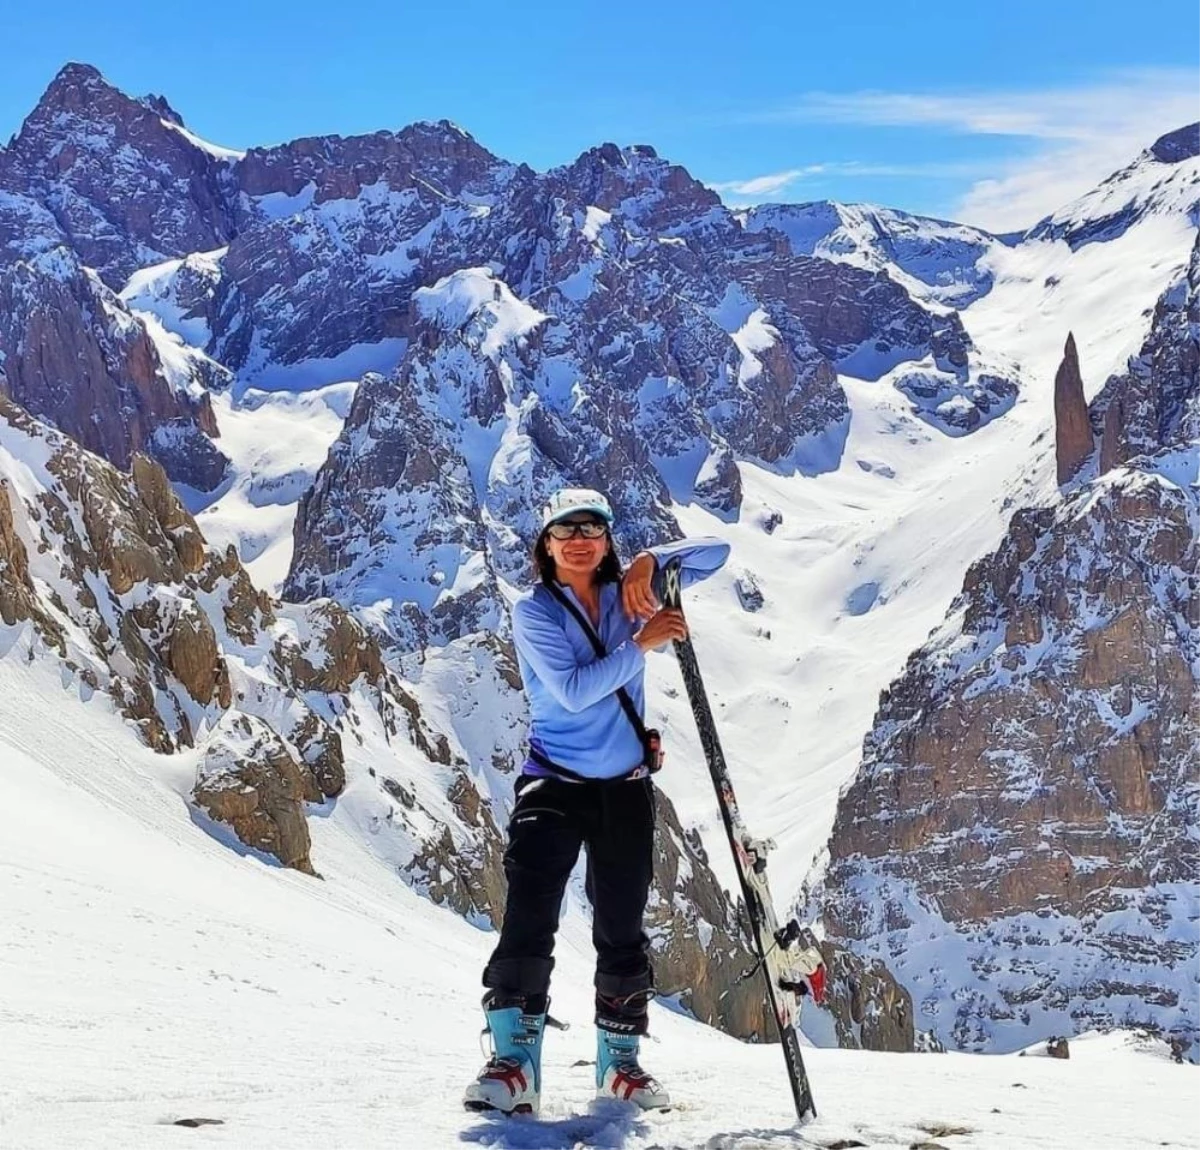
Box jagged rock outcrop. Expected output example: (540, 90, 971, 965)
(194, 714, 318, 875)
(1093, 232, 1200, 472)
(285, 347, 507, 650)
(644, 791, 767, 1038)
(812, 939, 915, 1052)
(0, 396, 489, 880)
(272, 599, 386, 695)
(811, 257, 1200, 1054)
(235, 119, 501, 205)
(0, 251, 228, 489)
(815, 463, 1198, 1052)
(1055, 333, 1093, 483)
(0, 477, 44, 629)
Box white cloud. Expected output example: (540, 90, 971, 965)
(708, 160, 992, 202)
(727, 69, 1200, 230)
(708, 168, 814, 196)
(953, 140, 1165, 233)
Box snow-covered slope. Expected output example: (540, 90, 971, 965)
(1027, 122, 1200, 250)
(2, 657, 1194, 1150)
(190, 384, 358, 592)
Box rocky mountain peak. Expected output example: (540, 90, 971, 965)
(140, 91, 185, 127)
(3, 61, 236, 288)
(1149, 123, 1200, 165)
(18, 61, 109, 120)
(14, 61, 163, 152)
(556, 141, 720, 224)
(1054, 330, 1092, 483)
(237, 121, 504, 204)
(398, 117, 485, 149)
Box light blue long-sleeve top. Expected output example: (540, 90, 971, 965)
(511, 537, 730, 781)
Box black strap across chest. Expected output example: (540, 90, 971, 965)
(525, 582, 653, 782)
(543, 582, 651, 745)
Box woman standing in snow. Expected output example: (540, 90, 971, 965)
(464, 488, 729, 1117)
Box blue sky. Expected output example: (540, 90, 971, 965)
(2, 0, 1197, 230)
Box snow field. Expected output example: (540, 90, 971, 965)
(1, 654, 1194, 1150)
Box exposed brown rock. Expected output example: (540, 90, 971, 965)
(643, 787, 773, 1040)
(290, 712, 346, 800)
(815, 939, 915, 1052)
(0, 258, 228, 490)
(1098, 395, 1125, 474)
(131, 454, 207, 574)
(0, 478, 36, 626)
(1054, 333, 1092, 483)
(193, 715, 316, 875)
(1047, 1036, 1070, 1059)
(402, 766, 507, 926)
(165, 604, 224, 705)
(817, 463, 1197, 1049)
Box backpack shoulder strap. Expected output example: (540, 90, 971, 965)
(542, 581, 650, 745)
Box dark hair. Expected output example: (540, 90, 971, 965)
(533, 528, 622, 586)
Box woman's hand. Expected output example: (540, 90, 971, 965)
(634, 609, 688, 652)
(621, 552, 659, 621)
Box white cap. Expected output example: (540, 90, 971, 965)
(541, 487, 614, 528)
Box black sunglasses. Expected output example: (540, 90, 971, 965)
(546, 519, 608, 540)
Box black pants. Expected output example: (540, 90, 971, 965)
(483, 773, 657, 1030)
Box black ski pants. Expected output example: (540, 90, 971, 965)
(482, 772, 657, 1030)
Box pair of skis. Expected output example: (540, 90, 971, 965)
(662, 560, 826, 1123)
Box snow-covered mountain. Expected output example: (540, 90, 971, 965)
(1, 57, 1197, 1113)
(1027, 123, 1200, 251)
(741, 201, 1000, 308)
(810, 237, 1199, 1053)
(0, 391, 793, 1040)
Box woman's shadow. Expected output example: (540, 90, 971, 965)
(460, 1099, 650, 1149)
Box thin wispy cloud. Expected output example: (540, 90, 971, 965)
(714, 69, 1199, 230)
(708, 160, 991, 201)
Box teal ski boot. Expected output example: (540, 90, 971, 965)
(463, 998, 545, 1116)
(595, 1027, 670, 1110)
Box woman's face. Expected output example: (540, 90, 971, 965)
(544, 515, 610, 579)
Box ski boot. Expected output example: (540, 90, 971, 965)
(463, 995, 545, 1117)
(595, 1026, 670, 1110)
